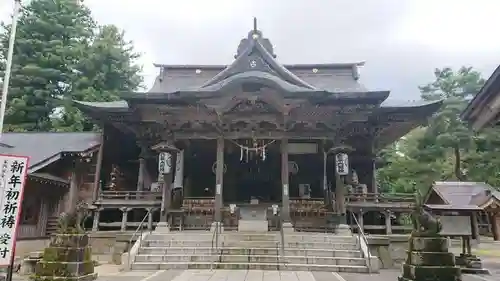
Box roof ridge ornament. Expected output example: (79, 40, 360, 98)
(235, 18, 276, 59)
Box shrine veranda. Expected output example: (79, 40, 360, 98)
(67, 25, 446, 233)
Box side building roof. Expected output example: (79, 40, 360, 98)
(0, 132, 101, 173)
(461, 65, 500, 129)
(428, 181, 500, 209)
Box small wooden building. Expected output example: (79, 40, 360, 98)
(424, 181, 500, 240)
(0, 132, 101, 239)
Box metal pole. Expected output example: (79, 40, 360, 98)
(0, 0, 22, 139)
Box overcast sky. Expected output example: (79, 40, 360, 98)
(1, 0, 500, 99)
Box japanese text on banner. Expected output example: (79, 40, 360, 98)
(0, 156, 28, 266)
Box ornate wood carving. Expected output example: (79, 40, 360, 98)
(223, 96, 282, 115)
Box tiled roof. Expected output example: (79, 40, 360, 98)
(432, 181, 500, 207)
(0, 132, 100, 173)
(149, 65, 367, 94)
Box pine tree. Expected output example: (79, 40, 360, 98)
(53, 24, 143, 131)
(0, 0, 95, 131)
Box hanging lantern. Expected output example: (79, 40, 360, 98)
(335, 153, 349, 176)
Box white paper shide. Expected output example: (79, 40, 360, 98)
(0, 155, 28, 265)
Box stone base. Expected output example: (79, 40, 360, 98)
(456, 254, 482, 268)
(401, 264, 461, 281)
(33, 233, 96, 281)
(456, 254, 490, 275)
(335, 224, 352, 235)
(282, 222, 295, 233)
(461, 268, 491, 275)
(238, 220, 268, 232)
(32, 272, 97, 281)
(210, 222, 224, 233)
(155, 222, 170, 233)
(399, 236, 461, 281)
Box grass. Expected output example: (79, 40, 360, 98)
(473, 249, 500, 258)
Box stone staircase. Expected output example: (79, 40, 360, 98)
(130, 231, 377, 273)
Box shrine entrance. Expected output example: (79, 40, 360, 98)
(224, 139, 280, 204)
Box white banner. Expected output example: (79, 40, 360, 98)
(335, 153, 349, 176)
(173, 150, 184, 189)
(158, 152, 171, 175)
(0, 154, 29, 266)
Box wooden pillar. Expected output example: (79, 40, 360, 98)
(491, 213, 500, 241)
(281, 139, 291, 222)
(471, 211, 480, 242)
(385, 210, 392, 234)
(214, 138, 225, 223)
(136, 147, 147, 193)
(371, 158, 378, 194)
(92, 129, 105, 201)
(120, 207, 130, 232)
(37, 197, 49, 236)
(322, 150, 330, 208)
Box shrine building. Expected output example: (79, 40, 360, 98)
(67, 24, 442, 232)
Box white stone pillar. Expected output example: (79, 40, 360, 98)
(147, 208, 154, 231)
(385, 210, 392, 234)
(120, 207, 130, 232)
(92, 208, 102, 231)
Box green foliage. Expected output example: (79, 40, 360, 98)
(0, 0, 142, 132)
(378, 66, 500, 193)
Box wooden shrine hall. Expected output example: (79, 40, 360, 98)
(73, 22, 442, 232)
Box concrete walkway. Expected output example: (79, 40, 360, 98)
(81, 269, 499, 281)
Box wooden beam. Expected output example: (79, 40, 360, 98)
(151, 141, 180, 152)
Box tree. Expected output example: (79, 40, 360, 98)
(416, 67, 485, 181)
(377, 67, 489, 193)
(0, 0, 143, 132)
(0, 0, 95, 131)
(52, 24, 143, 131)
(377, 128, 450, 194)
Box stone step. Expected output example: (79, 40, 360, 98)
(137, 247, 363, 258)
(141, 240, 358, 250)
(147, 233, 355, 243)
(130, 261, 369, 272)
(134, 254, 366, 266)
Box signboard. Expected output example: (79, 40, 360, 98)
(158, 152, 171, 175)
(437, 215, 472, 236)
(335, 153, 349, 176)
(173, 150, 184, 189)
(0, 155, 29, 265)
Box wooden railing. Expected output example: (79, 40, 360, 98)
(346, 192, 416, 203)
(98, 191, 162, 200)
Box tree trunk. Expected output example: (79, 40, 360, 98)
(454, 145, 464, 181)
